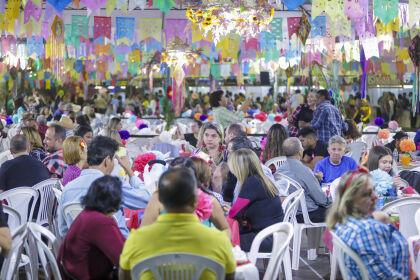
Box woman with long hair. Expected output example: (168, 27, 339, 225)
(62, 136, 88, 186)
(228, 148, 283, 251)
(287, 91, 317, 136)
(326, 170, 409, 279)
(193, 122, 226, 168)
(261, 123, 288, 165)
(102, 117, 123, 146)
(21, 126, 47, 161)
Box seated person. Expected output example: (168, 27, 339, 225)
(385, 131, 408, 155)
(228, 148, 284, 252)
(297, 127, 329, 170)
(326, 170, 409, 279)
(0, 203, 11, 267)
(276, 138, 331, 223)
(57, 176, 125, 280)
(0, 135, 50, 192)
(119, 168, 236, 280)
(314, 135, 358, 184)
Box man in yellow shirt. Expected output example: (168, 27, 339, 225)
(119, 168, 236, 280)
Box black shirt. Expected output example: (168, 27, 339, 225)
(0, 155, 50, 191)
(303, 140, 329, 159)
(184, 133, 198, 148)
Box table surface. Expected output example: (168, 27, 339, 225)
(397, 161, 420, 171)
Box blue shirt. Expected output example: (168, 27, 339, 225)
(334, 217, 409, 280)
(314, 156, 357, 184)
(58, 169, 151, 238)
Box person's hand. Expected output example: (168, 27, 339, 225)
(315, 171, 323, 182)
(373, 211, 392, 225)
(240, 98, 252, 112)
(240, 220, 248, 227)
(392, 175, 405, 188)
(222, 204, 231, 213)
(116, 155, 134, 177)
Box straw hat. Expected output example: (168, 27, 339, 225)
(54, 116, 77, 130)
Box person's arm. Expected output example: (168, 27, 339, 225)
(228, 177, 258, 221)
(310, 108, 325, 129)
(210, 197, 231, 239)
(303, 156, 324, 171)
(302, 167, 329, 207)
(222, 172, 237, 203)
(219, 107, 245, 124)
(140, 192, 162, 227)
(0, 204, 11, 255)
(239, 98, 252, 113)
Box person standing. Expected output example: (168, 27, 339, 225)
(211, 90, 251, 129)
(311, 89, 348, 144)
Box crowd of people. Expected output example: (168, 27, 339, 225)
(0, 86, 418, 279)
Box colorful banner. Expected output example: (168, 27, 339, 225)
(139, 18, 162, 42)
(165, 19, 189, 44)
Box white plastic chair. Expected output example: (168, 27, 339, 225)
(33, 178, 60, 226)
(130, 253, 225, 280)
(151, 142, 180, 158)
(415, 208, 420, 233)
(248, 222, 294, 280)
(0, 223, 28, 280)
(49, 187, 63, 238)
(344, 142, 367, 164)
(361, 126, 380, 151)
(3, 205, 22, 233)
(0, 187, 39, 222)
(381, 196, 420, 239)
(52, 188, 62, 202)
(264, 156, 287, 171)
(330, 231, 370, 280)
(407, 234, 420, 276)
(276, 173, 327, 270)
(62, 202, 84, 228)
(27, 223, 61, 280)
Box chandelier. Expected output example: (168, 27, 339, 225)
(185, 0, 274, 43)
(161, 36, 201, 68)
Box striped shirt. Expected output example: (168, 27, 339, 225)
(334, 216, 409, 280)
(213, 106, 245, 129)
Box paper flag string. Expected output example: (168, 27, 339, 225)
(310, 16, 326, 37)
(362, 37, 379, 59)
(153, 0, 175, 13)
(116, 17, 135, 43)
(24, 0, 42, 23)
(330, 14, 351, 38)
(139, 18, 162, 42)
(191, 22, 212, 43)
(94, 16, 111, 40)
(72, 15, 89, 47)
(129, 0, 146, 10)
(312, 0, 326, 19)
(266, 18, 283, 42)
(374, 0, 398, 25)
(344, 0, 364, 20)
(51, 15, 65, 40)
(281, 0, 305, 11)
(399, 3, 409, 28)
(326, 0, 345, 20)
(106, 0, 116, 16)
(47, 0, 72, 12)
(287, 17, 301, 39)
(298, 14, 311, 45)
(165, 19, 189, 44)
(0, 0, 4, 14)
(409, 0, 420, 28)
(200, 64, 210, 77)
(80, 0, 106, 11)
(27, 36, 44, 57)
(117, 0, 127, 9)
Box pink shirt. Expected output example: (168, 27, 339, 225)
(62, 165, 82, 186)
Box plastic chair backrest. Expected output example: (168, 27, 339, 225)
(345, 142, 367, 163)
(0, 223, 28, 280)
(265, 156, 287, 171)
(2, 205, 22, 233)
(151, 143, 180, 158)
(32, 179, 60, 225)
(282, 189, 304, 224)
(330, 231, 369, 280)
(362, 126, 380, 133)
(381, 197, 420, 239)
(415, 208, 420, 234)
(261, 222, 294, 280)
(62, 202, 84, 227)
(330, 177, 341, 201)
(27, 223, 61, 280)
(130, 253, 225, 280)
(52, 188, 62, 201)
(0, 187, 39, 222)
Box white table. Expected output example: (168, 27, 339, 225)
(235, 263, 259, 280)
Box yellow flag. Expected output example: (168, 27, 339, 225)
(217, 37, 239, 59)
(191, 23, 212, 43)
(139, 18, 162, 42)
(381, 63, 390, 74)
(106, 0, 116, 16)
(46, 79, 51, 90)
(8, 79, 13, 90)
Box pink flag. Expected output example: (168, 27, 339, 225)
(245, 38, 258, 51)
(24, 0, 43, 23)
(94, 16, 111, 40)
(41, 21, 50, 41)
(165, 19, 189, 43)
(80, 0, 106, 11)
(287, 17, 301, 38)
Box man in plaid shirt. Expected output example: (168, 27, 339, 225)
(210, 90, 251, 129)
(311, 90, 348, 144)
(43, 124, 67, 178)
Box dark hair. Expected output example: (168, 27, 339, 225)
(263, 123, 288, 163)
(229, 136, 253, 151)
(76, 125, 93, 138)
(76, 115, 90, 127)
(317, 89, 330, 101)
(10, 135, 29, 154)
(48, 124, 66, 142)
(343, 119, 362, 140)
(393, 131, 408, 141)
(81, 176, 122, 213)
(193, 119, 202, 128)
(297, 127, 317, 138)
(87, 136, 119, 166)
(158, 168, 197, 209)
(366, 146, 393, 172)
(169, 156, 198, 179)
(210, 90, 224, 108)
(227, 123, 247, 138)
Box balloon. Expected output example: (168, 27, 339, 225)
(135, 118, 144, 129)
(129, 115, 137, 123)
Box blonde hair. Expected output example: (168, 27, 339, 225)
(103, 117, 122, 145)
(197, 122, 225, 165)
(227, 148, 278, 197)
(326, 171, 370, 229)
(63, 136, 85, 165)
(21, 127, 43, 150)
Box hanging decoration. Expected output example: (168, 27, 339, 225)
(185, 0, 274, 43)
(161, 36, 200, 68)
